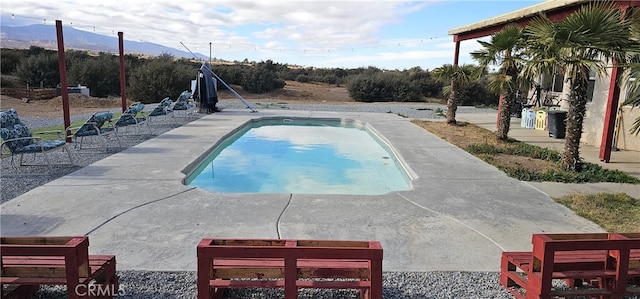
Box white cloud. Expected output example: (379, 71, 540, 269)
(4, 1, 426, 45)
(2, 0, 480, 69)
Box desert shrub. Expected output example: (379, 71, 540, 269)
(124, 54, 145, 70)
(319, 75, 338, 85)
(68, 54, 120, 97)
(456, 81, 498, 106)
(313, 68, 348, 85)
(295, 74, 311, 83)
(128, 55, 194, 103)
(1, 49, 24, 74)
(241, 61, 285, 93)
(281, 68, 305, 81)
(1, 75, 23, 88)
(405, 68, 443, 97)
(346, 72, 421, 102)
(16, 52, 59, 88)
(65, 50, 91, 64)
(215, 64, 247, 86)
(27, 46, 48, 56)
(346, 75, 384, 102)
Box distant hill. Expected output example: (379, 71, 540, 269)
(0, 24, 207, 60)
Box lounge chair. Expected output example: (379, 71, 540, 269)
(148, 97, 173, 117)
(114, 102, 151, 135)
(171, 91, 197, 116)
(68, 111, 121, 150)
(0, 108, 73, 169)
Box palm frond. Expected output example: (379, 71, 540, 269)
(486, 73, 514, 95)
(441, 84, 452, 97)
(431, 64, 456, 84)
(559, 2, 631, 61)
(622, 63, 640, 110)
(432, 63, 481, 86)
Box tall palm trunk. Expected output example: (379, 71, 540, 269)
(497, 66, 517, 140)
(497, 91, 513, 140)
(562, 70, 589, 171)
(445, 89, 458, 125)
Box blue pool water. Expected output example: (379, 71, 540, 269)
(185, 118, 411, 195)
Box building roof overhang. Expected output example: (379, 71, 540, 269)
(448, 0, 589, 42)
(449, 0, 639, 42)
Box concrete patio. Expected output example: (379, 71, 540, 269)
(0, 109, 615, 273)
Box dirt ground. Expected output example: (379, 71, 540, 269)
(0, 81, 355, 118)
(218, 81, 355, 104)
(0, 94, 129, 118)
(412, 120, 558, 174)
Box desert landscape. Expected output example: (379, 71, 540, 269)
(0, 81, 359, 118)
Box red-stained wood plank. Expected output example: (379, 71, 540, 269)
(209, 279, 371, 289)
(1, 236, 117, 299)
(198, 238, 383, 299)
(500, 233, 640, 299)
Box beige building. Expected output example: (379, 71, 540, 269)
(448, 0, 639, 162)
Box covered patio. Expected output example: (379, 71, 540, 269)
(448, 0, 640, 162)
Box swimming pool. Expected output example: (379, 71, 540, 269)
(185, 117, 412, 195)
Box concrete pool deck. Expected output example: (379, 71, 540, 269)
(0, 109, 611, 272)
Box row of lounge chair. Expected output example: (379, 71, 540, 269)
(0, 92, 198, 170)
(148, 91, 196, 117)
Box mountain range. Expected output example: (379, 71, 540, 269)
(1, 24, 207, 60)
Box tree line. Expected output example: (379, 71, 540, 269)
(0, 46, 499, 106)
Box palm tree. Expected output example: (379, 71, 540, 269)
(431, 63, 476, 125)
(522, 2, 635, 170)
(471, 24, 526, 141)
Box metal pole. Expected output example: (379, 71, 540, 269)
(56, 20, 71, 142)
(119, 32, 127, 113)
(209, 42, 212, 65)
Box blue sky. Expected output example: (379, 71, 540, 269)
(1, 0, 541, 70)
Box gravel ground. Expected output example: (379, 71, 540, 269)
(0, 101, 540, 298)
(0, 108, 203, 203)
(34, 271, 516, 299)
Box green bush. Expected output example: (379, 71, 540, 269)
(320, 75, 339, 85)
(128, 55, 194, 103)
(405, 67, 443, 98)
(16, 52, 59, 88)
(295, 74, 311, 83)
(241, 61, 285, 93)
(1, 49, 24, 75)
(456, 81, 498, 106)
(1, 75, 23, 88)
(68, 54, 120, 97)
(215, 64, 246, 86)
(346, 72, 421, 102)
(65, 50, 92, 64)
